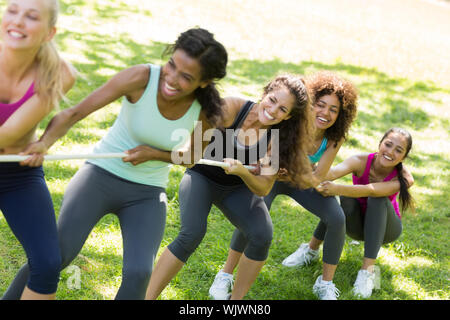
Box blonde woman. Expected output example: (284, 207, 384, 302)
(0, 0, 75, 300)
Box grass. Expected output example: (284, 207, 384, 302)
(0, 0, 449, 300)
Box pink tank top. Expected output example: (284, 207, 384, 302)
(0, 82, 35, 125)
(352, 153, 401, 218)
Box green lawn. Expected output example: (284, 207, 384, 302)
(0, 0, 449, 300)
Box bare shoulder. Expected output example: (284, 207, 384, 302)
(401, 164, 414, 187)
(111, 64, 150, 91)
(122, 64, 152, 99)
(129, 64, 151, 82)
(352, 153, 370, 166)
(326, 137, 344, 150)
(60, 60, 77, 93)
(345, 152, 370, 175)
(221, 97, 247, 127)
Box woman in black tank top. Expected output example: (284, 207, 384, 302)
(191, 101, 272, 186)
(146, 74, 314, 300)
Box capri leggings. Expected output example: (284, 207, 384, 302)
(0, 163, 61, 295)
(2, 163, 167, 300)
(168, 169, 273, 263)
(230, 181, 346, 265)
(324, 196, 402, 259)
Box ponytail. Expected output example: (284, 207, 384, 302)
(395, 162, 414, 213)
(35, 0, 67, 111)
(194, 83, 224, 127)
(35, 41, 66, 110)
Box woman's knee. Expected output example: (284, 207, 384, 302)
(367, 196, 390, 208)
(243, 224, 273, 261)
(174, 227, 208, 257)
(122, 265, 152, 286)
(28, 254, 62, 294)
(324, 206, 346, 230)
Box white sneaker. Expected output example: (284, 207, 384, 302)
(282, 243, 319, 267)
(209, 270, 234, 300)
(313, 275, 340, 300)
(353, 269, 376, 298)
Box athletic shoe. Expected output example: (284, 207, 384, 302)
(282, 243, 319, 267)
(209, 270, 234, 300)
(353, 269, 376, 298)
(312, 275, 340, 300)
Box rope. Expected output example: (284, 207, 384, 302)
(0, 154, 255, 169)
(0, 153, 128, 162)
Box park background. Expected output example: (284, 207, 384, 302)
(0, 0, 449, 299)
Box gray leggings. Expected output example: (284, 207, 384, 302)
(230, 181, 346, 265)
(2, 163, 167, 300)
(168, 169, 273, 262)
(327, 196, 402, 259)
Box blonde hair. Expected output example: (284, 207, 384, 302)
(34, 0, 66, 110)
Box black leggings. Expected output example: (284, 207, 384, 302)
(0, 163, 60, 295)
(2, 163, 167, 300)
(326, 196, 402, 259)
(230, 181, 346, 265)
(168, 169, 273, 262)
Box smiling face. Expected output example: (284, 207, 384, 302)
(159, 48, 209, 102)
(1, 0, 55, 51)
(313, 93, 340, 131)
(257, 85, 295, 126)
(377, 132, 409, 168)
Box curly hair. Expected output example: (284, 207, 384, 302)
(163, 28, 228, 127)
(306, 71, 358, 145)
(264, 74, 315, 188)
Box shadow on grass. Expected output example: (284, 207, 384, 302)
(228, 58, 448, 135)
(3, 5, 448, 297)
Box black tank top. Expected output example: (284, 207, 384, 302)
(190, 101, 271, 186)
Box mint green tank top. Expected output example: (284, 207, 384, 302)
(87, 64, 202, 188)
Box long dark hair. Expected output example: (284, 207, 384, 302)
(164, 28, 228, 127)
(265, 75, 314, 188)
(379, 127, 414, 212)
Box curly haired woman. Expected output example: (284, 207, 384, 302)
(145, 74, 314, 300)
(209, 71, 358, 300)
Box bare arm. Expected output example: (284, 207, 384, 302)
(0, 94, 51, 148)
(0, 60, 76, 149)
(323, 153, 366, 181)
(122, 111, 213, 167)
(310, 138, 344, 186)
(317, 179, 402, 198)
(224, 158, 277, 197)
(122, 95, 245, 166)
(317, 156, 414, 198)
(40, 65, 149, 150)
(19, 65, 149, 166)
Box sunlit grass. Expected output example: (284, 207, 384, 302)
(0, 0, 449, 300)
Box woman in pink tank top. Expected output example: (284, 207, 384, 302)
(0, 0, 75, 300)
(316, 128, 415, 298)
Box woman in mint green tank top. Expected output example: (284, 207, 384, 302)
(8, 28, 229, 300)
(212, 71, 359, 300)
